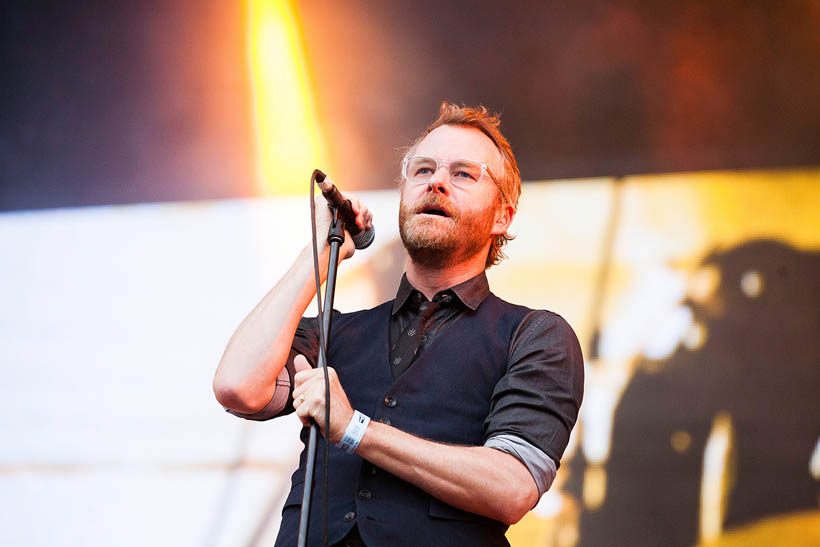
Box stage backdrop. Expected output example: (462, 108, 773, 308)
(1, 168, 818, 546)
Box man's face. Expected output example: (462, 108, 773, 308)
(399, 124, 510, 269)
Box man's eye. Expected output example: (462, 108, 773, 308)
(453, 170, 477, 180)
(415, 167, 434, 176)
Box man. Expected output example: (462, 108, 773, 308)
(213, 103, 584, 546)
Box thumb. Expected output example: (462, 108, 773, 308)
(293, 354, 312, 373)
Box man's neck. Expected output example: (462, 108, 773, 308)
(404, 254, 487, 301)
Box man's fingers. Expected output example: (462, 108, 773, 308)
(356, 210, 372, 231)
(292, 357, 314, 391)
(293, 354, 312, 374)
(294, 403, 312, 427)
(348, 195, 372, 230)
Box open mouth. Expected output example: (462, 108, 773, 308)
(417, 204, 451, 218)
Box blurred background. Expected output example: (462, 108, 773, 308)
(1, 1, 818, 545)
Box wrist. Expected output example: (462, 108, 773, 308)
(328, 407, 354, 444)
(298, 243, 331, 286)
(300, 242, 330, 266)
(336, 410, 370, 454)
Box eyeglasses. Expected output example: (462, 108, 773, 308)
(403, 155, 498, 186)
(402, 156, 511, 206)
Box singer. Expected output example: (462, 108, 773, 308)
(213, 103, 584, 547)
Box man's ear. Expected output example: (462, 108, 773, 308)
(491, 204, 515, 235)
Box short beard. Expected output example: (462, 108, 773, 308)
(398, 193, 494, 270)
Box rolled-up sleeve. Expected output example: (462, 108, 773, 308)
(485, 433, 557, 496)
(483, 310, 584, 467)
(224, 316, 321, 421)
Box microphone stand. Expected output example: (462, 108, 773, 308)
(297, 206, 345, 547)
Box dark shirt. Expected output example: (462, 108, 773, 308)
(388, 273, 489, 378)
(229, 272, 584, 480)
(298, 272, 582, 463)
(228, 272, 583, 547)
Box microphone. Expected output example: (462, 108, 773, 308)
(313, 169, 375, 249)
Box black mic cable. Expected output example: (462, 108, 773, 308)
(308, 169, 331, 547)
(306, 169, 374, 546)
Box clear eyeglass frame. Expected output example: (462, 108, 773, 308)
(401, 156, 510, 205)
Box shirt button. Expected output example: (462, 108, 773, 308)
(384, 396, 397, 408)
(358, 489, 372, 500)
(379, 417, 391, 426)
(343, 511, 356, 522)
(420, 334, 428, 342)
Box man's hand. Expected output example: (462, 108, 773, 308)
(289, 355, 539, 524)
(313, 194, 373, 263)
(291, 355, 354, 444)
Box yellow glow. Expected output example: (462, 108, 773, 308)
(248, 0, 325, 195)
(670, 430, 693, 454)
(699, 412, 735, 544)
(628, 168, 820, 253)
(699, 510, 820, 546)
(582, 463, 607, 510)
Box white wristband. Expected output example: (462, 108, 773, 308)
(337, 410, 370, 454)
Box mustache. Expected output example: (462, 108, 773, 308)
(410, 195, 457, 218)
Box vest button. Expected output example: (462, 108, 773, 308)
(343, 511, 356, 522)
(379, 417, 391, 426)
(358, 489, 372, 500)
(384, 396, 397, 408)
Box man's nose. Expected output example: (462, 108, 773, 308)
(426, 165, 451, 195)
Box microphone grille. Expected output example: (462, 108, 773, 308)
(352, 226, 375, 250)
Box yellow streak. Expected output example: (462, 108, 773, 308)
(699, 412, 735, 544)
(248, 0, 324, 195)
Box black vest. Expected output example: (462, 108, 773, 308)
(275, 293, 532, 547)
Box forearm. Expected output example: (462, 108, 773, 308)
(213, 244, 328, 412)
(292, 366, 540, 524)
(355, 421, 539, 525)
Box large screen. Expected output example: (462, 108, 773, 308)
(1, 169, 818, 546)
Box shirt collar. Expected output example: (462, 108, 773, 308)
(391, 271, 490, 314)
